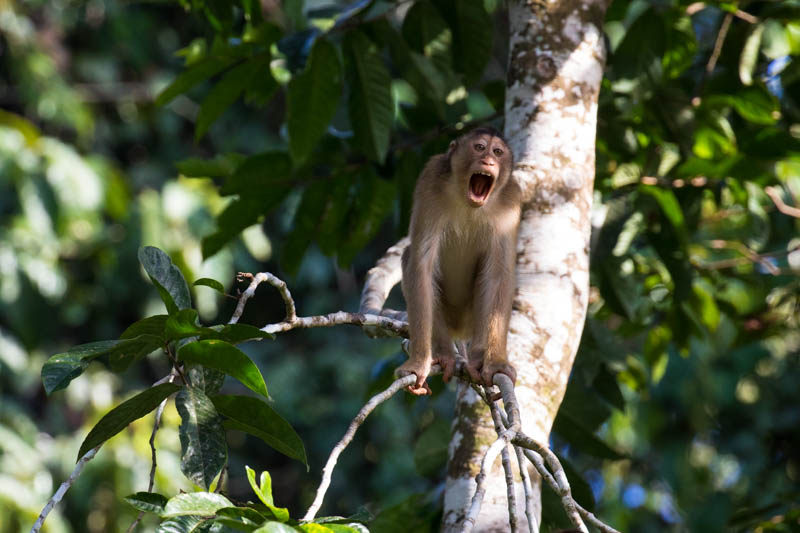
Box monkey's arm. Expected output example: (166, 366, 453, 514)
(397, 228, 440, 395)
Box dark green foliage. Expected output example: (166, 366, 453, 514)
(78, 383, 182, 459)
(5, 0, 800, 531)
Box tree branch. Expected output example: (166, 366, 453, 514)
(227, 262, 621, 533)
(302, 367, 441, 521)
(30, 446, 100, 533)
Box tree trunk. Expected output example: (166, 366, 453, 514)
(441, 1, 609, 531)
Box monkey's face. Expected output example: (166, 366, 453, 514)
(451, 134, 512, 208)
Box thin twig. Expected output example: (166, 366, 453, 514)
(766, 186, 800, 219)
(686, 2, 758, 24)
(301, 366, 442, 522)
(515, 446, 537, 533)
(263, 311, 408, 338)
(460, 375, 521, 533)
(125, 373, 175, 533)
(694, 11, 734, 103)
(31, 446, 100, 533)
(489, 397, 519, 533)
(231, 272, 296, 325)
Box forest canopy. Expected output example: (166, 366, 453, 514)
(1, 0, 799, 532)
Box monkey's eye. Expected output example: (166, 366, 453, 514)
(475, 143, 485, 151)
(493, 148, 503, 156)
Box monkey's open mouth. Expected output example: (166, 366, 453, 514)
(469, 172, 494, 206)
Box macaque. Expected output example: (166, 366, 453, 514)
(397, 127, 521, 395)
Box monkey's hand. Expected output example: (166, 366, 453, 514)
(433, 351, 456, 384)
(395, 359, 432, 396)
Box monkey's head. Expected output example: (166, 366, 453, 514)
(448, 127, 513, 208)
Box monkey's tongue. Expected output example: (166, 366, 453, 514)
(469, 173, 493, 203)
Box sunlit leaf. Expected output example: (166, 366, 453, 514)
(179, 340, 269, 398)
(193, 278, 225, 293)
(162, 491, 233, 517)
(246, 466, 290, 522)
(213, 395, 307, 466)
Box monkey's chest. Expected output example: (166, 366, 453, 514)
(435, 235, 482, 307)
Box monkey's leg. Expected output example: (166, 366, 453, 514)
(431, 312, 456, 384)
(467, 245, 517, 387)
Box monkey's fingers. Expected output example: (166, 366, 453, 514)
(433, 355, 456, 383)
(407, 381, 432, 396)
(466, 360, 483, 384)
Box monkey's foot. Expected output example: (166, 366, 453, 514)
(466, 358, 517, 388)
(481, 360, 516, 388)
(395, 360, 432, 396)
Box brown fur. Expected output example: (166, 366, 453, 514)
(397, 128, 521, 395)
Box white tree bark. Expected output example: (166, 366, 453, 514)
(441, 1, 609, 531)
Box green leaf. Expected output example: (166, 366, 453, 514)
(413, 420, 450, 477)
(162, 492, 233, 517)
(221, 152, 293, 196)
(288, 38, 342, 162)
(41, 340, 119, 395)
(176, 387, 228, 490)
(402, 2, 452, 71)
(730, 87, 779, 125)
(339, 171, 395, 266)
(298, 525, 333, 533)
(344, 31, 393, 163)
(179, 340, 269, 398)
(254, 522, 298, 533)
(78, 383, 181, 459)
(156, 57, 231, 106)
(177, 154, 244, 178)
(156, 515, 208, 533)
(283, 180, 332, 274)
(434, 0, 491, 84)
(193, 278, 226, 293)
(214, 506, 268, 530)
(213, 395, 307, 466)
(165, 309, 218, 341)
(640, 186, 687, 244)
(740, 23, 765, 85)
(108, 334, 166, 372)
(187, 366, 226, 396)
(316, 176, 352, 256)
(125, 492, 168, 514)
(612, 8, 666, 81)
(202, 188, 290, 259)
(120, 315, 169, 340)
(246, 466, 290, 522)
(196, 57, 270, 140)
(138, 246, 192, 314)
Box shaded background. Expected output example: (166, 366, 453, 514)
(1, 0, 799, 531)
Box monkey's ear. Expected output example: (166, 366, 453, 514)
(448, 140, 457, 153)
